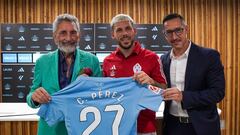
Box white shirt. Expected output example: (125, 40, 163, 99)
(169, 41, 191, 117)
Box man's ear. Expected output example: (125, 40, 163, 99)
(111, 31, 115, 39)
(53, 33, 57, 43)
(77, 32, 81, 42)
(133, 28, 137, 35)
(185, 25, 189, 34)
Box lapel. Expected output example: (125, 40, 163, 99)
(163, 52, 173, 108)
(184, 43, 197, 91)
(53, 50, 60, 90)
(165, 53, 172, 88)
(71, 49, 85, 82)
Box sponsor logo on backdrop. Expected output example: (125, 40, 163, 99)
(19, 26, 25, 32)
(5, 44, 12, 50)
(84, 45, 91, 50)
(31, 35, 39, 42)
(18, 92, 24, 99)
(3, 67, 13, 72)
(4, 83, 11, 90)
(137, 36, 147, 39)
(16, 85, 26, 88)
(43, 27, 52, 31)
(18, 75, 24, 81)
(152, 35, 157, 40)
(97, 26, 108, 29)
(84, 35, 92, 41)
(17, 67, 25, 72)
(6, 26, 11, 32)
(151, 26, 158, 31)
(18, 36, 25, 41)
(45, 44, 52, 50)
(4, 36, 14, 40)
(137, 27, 147, 30)
(99, 43, 106, 50)
(30, 27, 40, 31)
(44, 36, 53, 40)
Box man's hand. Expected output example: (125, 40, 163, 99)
(161, 87, 183, 102)
(31, 87, 51, 104)
(133, 71, 155, 85)
(81, 73, 89, 77)
(79, 68, 92, 76)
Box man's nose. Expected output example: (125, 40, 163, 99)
(172, 32, 178, 40)
(122, 30, 129, 35)
(65, 33, 72, 41)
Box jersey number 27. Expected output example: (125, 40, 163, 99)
(80, 104, 124, 135)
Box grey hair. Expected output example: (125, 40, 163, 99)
(52, 13, 80, 33)
(110, 14, 135, 30)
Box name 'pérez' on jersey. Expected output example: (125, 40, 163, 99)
(76, 89, 124, 105)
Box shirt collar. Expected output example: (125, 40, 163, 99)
(59, 50, 76, 63)
(116, 41, 141, 56)
(170, 41, 191, 59)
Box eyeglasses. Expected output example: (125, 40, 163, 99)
(163, 27, 185, 37)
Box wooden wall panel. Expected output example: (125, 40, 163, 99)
(0, 121, 38, 135)
(0, 0, 239, 135)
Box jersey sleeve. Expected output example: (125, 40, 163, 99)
(37, 101, 65, 126)
(151, 54, 167, 84)
(138, 85, 163, 112)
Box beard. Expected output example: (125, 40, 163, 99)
(57, 41, 77, 54)
(118, 35, 134, 50)
(118, 40, 134, 50)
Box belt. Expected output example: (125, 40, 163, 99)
(169, 114, 192, 123)
(178, 116, 191, 123)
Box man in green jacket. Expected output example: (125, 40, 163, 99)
(26, 14, 102, 135)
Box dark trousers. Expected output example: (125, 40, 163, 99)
(163, 114, 197, 135)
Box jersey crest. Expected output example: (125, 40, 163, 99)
(133, 63, 142, 73)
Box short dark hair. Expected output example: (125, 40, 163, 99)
(162, 13, 185, 25)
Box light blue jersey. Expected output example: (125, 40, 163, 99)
(38, 77, 163, 135)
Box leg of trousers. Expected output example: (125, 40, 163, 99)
(163, 114, 197, 135)
(137, 132, 157, 135)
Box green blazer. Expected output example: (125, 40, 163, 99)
(26, 49, 102, 135)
